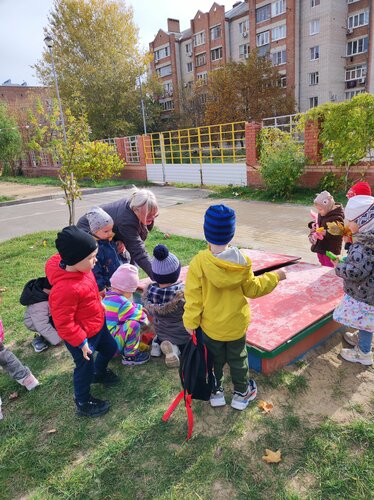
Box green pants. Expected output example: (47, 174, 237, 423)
(202, 332, 249, 393)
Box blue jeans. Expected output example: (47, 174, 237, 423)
(358, 329, 373, 354)
(65, 322, 117, 404)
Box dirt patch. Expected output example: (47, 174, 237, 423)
(288, 472, 316, 498)
(0, 181, 61, 199)
(211, 480, 237, 499)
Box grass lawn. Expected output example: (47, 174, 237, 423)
(0, 196, 14, 202)
(0, 229, 373, 499)
(0, 176, 154, 189)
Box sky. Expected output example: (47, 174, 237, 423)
(0, 0, 236, 86)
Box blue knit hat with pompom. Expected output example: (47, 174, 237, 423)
(151, 245, 181, 284)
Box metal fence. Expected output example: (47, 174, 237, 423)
(262, 113, 304, 143)
(100, 136, 141, 164)
(143, 122, 246, 165)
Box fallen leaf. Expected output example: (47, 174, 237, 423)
(258, 400, 274, 414)
(0, 288, 7, 293)
(46, 428, 57, 434)
(163, 233, 170, 239)
(9, 392, 19, 400)
(262, 449, 282, 464)
(42, 239, 47, 247)
(214, 446, 222, 459)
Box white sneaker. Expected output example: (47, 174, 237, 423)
(151, 339, 162, 357)
(18, 373, 40, 391)
(210, 388, 226, 407)
(231, 379, 257, 411)
(344, 331, 373, 349)
(340, 346, 373, 366)
(160, 341, 180, 368)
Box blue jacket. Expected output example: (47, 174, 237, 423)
(93, 239, 121, 291)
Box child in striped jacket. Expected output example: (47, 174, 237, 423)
(103, 264, 150, 366)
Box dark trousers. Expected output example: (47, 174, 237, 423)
(65, 322, 117, 404)
(202, 332, 249, 394)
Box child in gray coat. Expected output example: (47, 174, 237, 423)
(20, 277, 62, 353)
(142, 245, 190, 368)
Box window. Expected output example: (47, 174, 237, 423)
(239, 19, 249, 33)
(161, 100, 174, 111)
(309, 71, 319, 85)
(185, 43, 192, 54)
(156, 65, 172, 77)
(310, 45, 320, 60)
(309, 19, 320, 35)
(347, 36, 368, 55)
(239, 44, 250, 58)
(163, 82, 173, 96)
(309, 96, 319, 108)
(210, 24, 221, 40)
(193, 31, 205, 47)
(345, 89, 365, 99)
(311, 0, 320, 6)
(195, 52, 207, 67)
(271, 0, 286, 17)
(279, 75, 287, 87)
(154, 46, 170, 62)
(271, 24, 286, 41)
(345, 64, 367, 81)
(211, 47, 223, 61)
(347, 0, 360, 4)
(348, 11, 369, 29)
(196, 72, 208, 81)
(256, 31, 270, 47)
(272, 49, 286, 65)
(187, 62, 193, 73)
(256, 4, 271, 23)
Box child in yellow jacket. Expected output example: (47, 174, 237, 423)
(183, 204, 286, 411)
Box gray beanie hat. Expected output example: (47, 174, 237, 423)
(151, 245, 181, 284)
(86, 207, 113, 234)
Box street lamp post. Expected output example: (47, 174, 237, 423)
(138, 75, 147, 136)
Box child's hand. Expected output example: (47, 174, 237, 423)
(275, 270, 286, 281)
(81, 343, 92, 361)
(116, 240, 125, 254)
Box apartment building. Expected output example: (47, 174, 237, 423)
(149, 0, 373, 117)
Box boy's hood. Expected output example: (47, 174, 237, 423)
(142, 288, 185, 316)
(45, 254, 86, 286)
(200, 248, 251, 289)
(354, 231, 374, 250)
(19, 278, 48, 306)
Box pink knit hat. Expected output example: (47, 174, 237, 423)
(314, 191, 335, 212)
(110, 264, 139, 293)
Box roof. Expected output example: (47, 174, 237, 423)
(225, 1, 248, 20)
(177, 28, 192, 41)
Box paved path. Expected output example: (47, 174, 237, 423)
(0, 184, 317, 265)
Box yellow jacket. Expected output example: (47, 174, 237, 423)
(183, 248, 280, 341)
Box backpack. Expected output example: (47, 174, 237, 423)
(162, 328, 215, 440)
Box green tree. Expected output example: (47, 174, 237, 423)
(28, 98, 124, 224)
(34, 0, 158, 139)
(303, 93, 374, 189)
(0, 104, 23, 174)
(203, 50, 295, 125)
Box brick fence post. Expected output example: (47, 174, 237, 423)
(304, 119, 322, 164)
(115, 137, 126, 162)
(245, 121, 262, 166)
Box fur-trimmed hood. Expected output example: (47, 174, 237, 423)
(142, 288, 185, 316)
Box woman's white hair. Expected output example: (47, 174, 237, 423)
(129, 188, 158, 214)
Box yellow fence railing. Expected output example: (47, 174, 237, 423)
(143, 121, 246, 165)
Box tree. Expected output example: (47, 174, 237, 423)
(303, 93, 374, 189)
(28, 98, 124, 224)
(34, 0, 158, 139)
(203, 50, 295, 124)
(0, 104, 23, 175)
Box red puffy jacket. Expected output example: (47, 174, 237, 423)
(45, 254, 104, 347)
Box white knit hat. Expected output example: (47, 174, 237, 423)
(86, 207, 113, 234)
(345, 195, 374, 233)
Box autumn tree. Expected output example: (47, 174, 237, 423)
(203, 50, 295, 124)
(0, 104, 23, 175)
(34, 0, 159, 139)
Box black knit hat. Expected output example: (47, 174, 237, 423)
(151, 244, 181, 284)
(55, 226, 98, 266)
(204, 204, 236, 245)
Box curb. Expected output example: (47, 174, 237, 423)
(0, 184, 134, 207)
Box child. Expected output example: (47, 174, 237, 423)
(103, 264, 150, 366)
(332, 195, 374, 366)
(0, 312, 39, 420)
(46, 226, 119, 418)
(183, 204, 286, 411)
(308, 190, 344, 267)
(346, 181, 371, 199)
(142, 244, 191, 368)
(86, 207, 122, 296)
(20, 277, 62, 352)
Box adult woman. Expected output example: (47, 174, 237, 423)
(77, 188, 158, 278)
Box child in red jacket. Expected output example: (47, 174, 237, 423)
(46, 226, 118, 418)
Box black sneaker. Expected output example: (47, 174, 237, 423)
(31, 335, 49, 353)
(92, 368, 120, 386)
(75, 396, 110, 417)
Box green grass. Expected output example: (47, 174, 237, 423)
(0, 230, 373, 499)
(0, 195, 14, 202)
(0, 175, 154, 188)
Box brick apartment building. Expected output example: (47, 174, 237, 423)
(0, 80, 50, 122)
(149, 0, 373, 118)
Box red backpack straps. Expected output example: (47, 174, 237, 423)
(162, 390, 194, 441)
(162, 390, 184, 422)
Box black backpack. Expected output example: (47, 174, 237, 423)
(162, 328, 215, 440)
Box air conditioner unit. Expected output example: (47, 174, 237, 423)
(358, 78, 365, 84)
(187, 51, 193, 57)
(346, 28, 353, 35)
(330, 93, 337, 101)
(242, 31, 248, 38)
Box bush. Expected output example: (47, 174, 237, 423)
(259, 128, 305, 198)
(317, 171, 345, 194)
